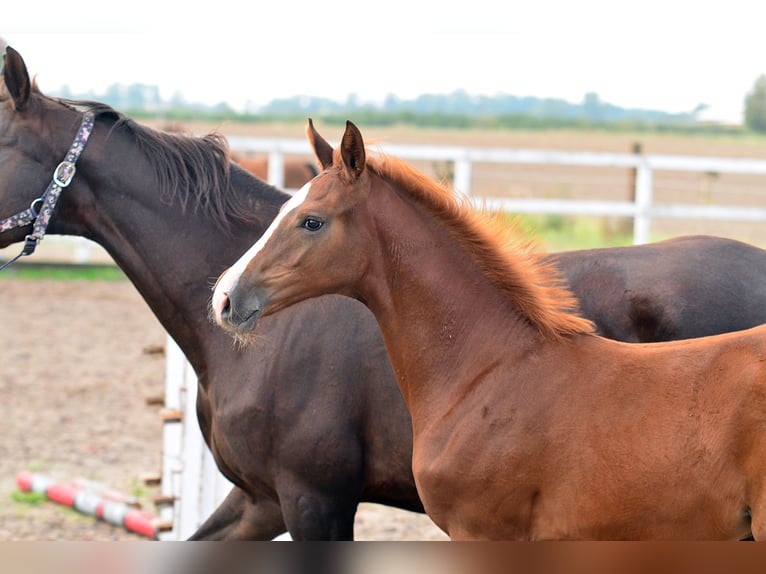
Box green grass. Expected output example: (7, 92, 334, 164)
(131, 480, 150, 499)
(0, 264, 127, 281)
(507, 213, 636, 251)
(11, 490, 47, 505)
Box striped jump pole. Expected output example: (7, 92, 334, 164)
(16, 471, 162, 540)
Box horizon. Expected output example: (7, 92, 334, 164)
(4, 1, 766, 125)
(46, 80, 708, 125)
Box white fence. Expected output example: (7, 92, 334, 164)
(227, 136, 766, 245)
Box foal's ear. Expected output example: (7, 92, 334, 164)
(340, 120, 366, 181)
(307, 118, 334, 170)
(3, 46, 31, 110)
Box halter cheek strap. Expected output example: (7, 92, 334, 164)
(0, 111, 95, 271)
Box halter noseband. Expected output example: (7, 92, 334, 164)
(0, 111, 95, 271)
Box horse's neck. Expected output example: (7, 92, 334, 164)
(362, 189, 537, 415)
(71, 140, 278, 379)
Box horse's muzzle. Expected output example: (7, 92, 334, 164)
(215, 277, 268, 335)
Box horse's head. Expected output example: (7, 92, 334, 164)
(212, 119, 372, 337)
(0, 46, 93, 250)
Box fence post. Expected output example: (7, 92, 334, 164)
(267, 149, 285, 189)
(74, 238, 93, 264)
(453, 156, 472, 196)
(632, 159, 653, 244)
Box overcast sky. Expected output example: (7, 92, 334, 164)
(4, 0, 765, 123)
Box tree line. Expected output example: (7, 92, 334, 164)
(54, 78, 766, 134)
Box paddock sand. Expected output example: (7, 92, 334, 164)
(0, 277, 446, 541)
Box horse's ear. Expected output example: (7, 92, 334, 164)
(307, 118, 334, 170)
(340, 120, 366, 181)
(3, 46, 31, 110)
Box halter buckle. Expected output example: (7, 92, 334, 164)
(53, 161, 76, 187)
(29, 197, 43, 218)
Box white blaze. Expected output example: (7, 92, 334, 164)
(212, 182, 311, 316)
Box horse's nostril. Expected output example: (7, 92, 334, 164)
(220, 293, 231, 318)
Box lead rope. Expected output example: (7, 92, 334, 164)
(0, 111, 95, 271)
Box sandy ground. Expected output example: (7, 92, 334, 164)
(0, 276, 446, 541)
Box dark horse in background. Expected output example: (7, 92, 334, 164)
(3, 45, 766, 539)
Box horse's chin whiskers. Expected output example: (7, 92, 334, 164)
(231, 328, 264, 350)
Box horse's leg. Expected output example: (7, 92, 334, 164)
(187, 486, 286, 540)
(280, 488, 358, 540)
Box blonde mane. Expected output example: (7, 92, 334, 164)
(364, 152, 595, 340)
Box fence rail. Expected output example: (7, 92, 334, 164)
(228, 137, 766, 245)
(8, 139, 766, 269)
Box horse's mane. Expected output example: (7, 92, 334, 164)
(47, 94, 281, 230)
(364, 152, 595, 340)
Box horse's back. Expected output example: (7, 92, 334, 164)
(550, 235, 766, 342)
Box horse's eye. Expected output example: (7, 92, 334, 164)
(302, 218, 324, 231)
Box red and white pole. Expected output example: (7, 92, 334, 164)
(16, 471, 160, 540)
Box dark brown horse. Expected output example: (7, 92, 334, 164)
(547, 240, 766, 343)
(214, 120, 766, 540)
(5, 45, 766, 540)
(0, 47, 411, 540)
